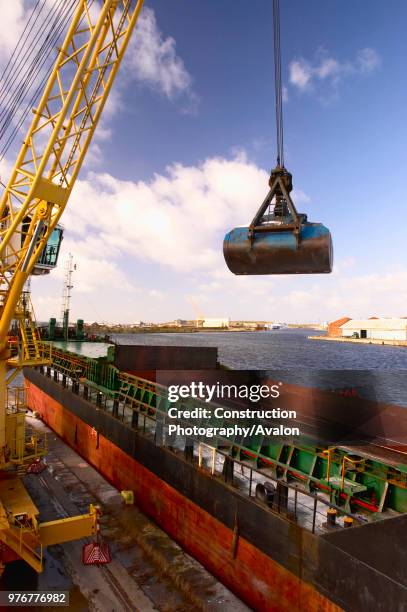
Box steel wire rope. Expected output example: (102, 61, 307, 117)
(0, 0, 67, 125)
(0, 9, 70, 155)
(0, 0, 72, 136)
(0, 0, 80, 161)
(0, 0, 47, 107)
(273, 0, 284, 167)
(0, 0, 96, 160)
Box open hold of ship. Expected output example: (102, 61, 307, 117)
(24, 343, 407, 611)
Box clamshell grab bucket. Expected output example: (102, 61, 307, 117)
(224, 222, 333, 275)
(223, 166, 333, 275)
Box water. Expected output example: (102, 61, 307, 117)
(52, 330, 407, 406)
(106, 329, 407, 370)
(53, 329, 407, 370)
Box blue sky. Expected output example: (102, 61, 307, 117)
(2, 0, 407, 323)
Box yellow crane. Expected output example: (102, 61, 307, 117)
(0, 0, 144, 573)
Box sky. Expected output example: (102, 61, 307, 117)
(1, 0, 407, 324)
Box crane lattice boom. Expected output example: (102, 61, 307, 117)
(0, 0, 144, 346)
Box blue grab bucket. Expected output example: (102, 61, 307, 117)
(223, 222, 333, 275)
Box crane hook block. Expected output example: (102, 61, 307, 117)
(223, 167, 333, 275)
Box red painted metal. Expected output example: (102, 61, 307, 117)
(26, 459, 47, 474)
(82, 541, 111, 565)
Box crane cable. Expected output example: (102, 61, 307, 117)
(0, 0, 74, 131)
(0, 2, 70, 145)
(0, 0, 78, 156)
(273, 0, 284, 167)
(0, 0, 46, 103)
(0, 0, 63, 125)
(0, 0, 83, 161)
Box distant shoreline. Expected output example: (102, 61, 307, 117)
(87, 327, 262, 335)
(83, 325, 322, 335)
(309, 335, 407, 348)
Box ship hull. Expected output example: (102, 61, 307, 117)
(24, 368, 407, 612)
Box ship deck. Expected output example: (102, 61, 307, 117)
(10, 414, 249, 612)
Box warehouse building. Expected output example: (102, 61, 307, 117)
(327, 317, 351, 337)
(340, 318, 407, 341)
(196, 318, 230, 328)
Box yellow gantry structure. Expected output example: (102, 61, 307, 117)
(0, 0, 144, 572)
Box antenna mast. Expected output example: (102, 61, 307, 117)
(60, 253, 75, 341)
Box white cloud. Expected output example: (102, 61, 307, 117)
(0, 157, 12, 183)
(83, 6, 198, 168)
(289, 60, 313, 90)
(126, 7, 197, 110)
(28, 152, 407, 323)
(0, 3, 196, 173)
(356, 48, 381, 73)
(62, 155, 270, 274)
(187, 265, 407, 323)
(0, 1, 24, 59)
(289, 47, 381, 93)
(0, 3, 195, 101)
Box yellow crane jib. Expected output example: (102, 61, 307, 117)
(0, 0, 145, 573)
